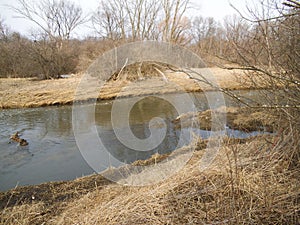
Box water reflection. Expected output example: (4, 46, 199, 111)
(0, 90, 272, 191)
(96, 96, 182, 163)
(0, 106, 93, 191)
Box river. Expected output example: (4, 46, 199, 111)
(0, 90, 268, 191)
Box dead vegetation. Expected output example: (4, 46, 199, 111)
(0, 0, 299, 224)
(0, 67, 265, 109)
(0, 174, 112, 224)
(108, 61, 176, 82)
(174, 106, 278, 132)
(0, 132, 299, 224)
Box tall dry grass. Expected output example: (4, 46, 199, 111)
(52, 133, 298, 224)
(2, 131, 297, 224)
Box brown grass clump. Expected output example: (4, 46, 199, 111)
(0, 175, 111, 224)
(174, 107, 278, 132)
(132, 153, 170, 167)
(232, 110, 278, 132)
(1, 133, 299, 224)
(55, 134, 299, 224)
(108, 61, 176, 82)
(1, 203, 47, 224)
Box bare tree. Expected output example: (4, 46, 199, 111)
(92, 0, 126, 40)
(191, 16, 220, 54)
(160, 0, 191, 44)
(0, 17, 9, 41)
(92, 0, 191, 43)
(219, 0, 300, 136)
(222, 15, 252, 64)
(191, 17, 217, 42)
(8, 0, 85, 79)
(92, 0, 160, 41)
(10, 0, 85, 40)
(124, 0, 160, 40)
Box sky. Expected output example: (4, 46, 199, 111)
(0, 0, 250, 38)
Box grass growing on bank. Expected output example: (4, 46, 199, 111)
(0, 67, 269, 109)
(1, 131, 299, 224)
(0, 64, 299, 224)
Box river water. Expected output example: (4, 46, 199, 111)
(0, 91, 267, 191)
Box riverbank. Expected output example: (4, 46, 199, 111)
(0, 67, 264, 109)
(174, 106, 278, 132)
(1, 67, 298, 224)
(1, 134, 299, 224)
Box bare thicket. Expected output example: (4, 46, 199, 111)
(160, 0, 191, 43)
(6, 0, 86, 79)
(10, 0, 85, 40)
(92, 0, 127, 40)
(0, 18, 36, 78)
(1, 0, 194, 78)
(1, 0, 299, 91)
(221, 0, 299, 120)
(92, 0, 191, 43)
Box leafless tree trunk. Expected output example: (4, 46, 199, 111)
(160, 0, 191, 44)
(93, 0, 160, 41)
(10, 0, 85, 41)
(123, 0, 160, 40)
(92, 0, 126, 40)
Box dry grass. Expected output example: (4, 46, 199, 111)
(108, 61, 176, 82)
(0, 68, 266, 109)
(1, 133, 299, 224)
(174, 107, 278, 132)
(53, 134, 300, 225)
(1, 65, 298, 224)
(0, 174, 112, 224)
(0, 75, 81, 109)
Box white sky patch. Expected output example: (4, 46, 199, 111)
(0, 0, 253, 37)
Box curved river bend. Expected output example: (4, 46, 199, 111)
(0, 91, 268, 191)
